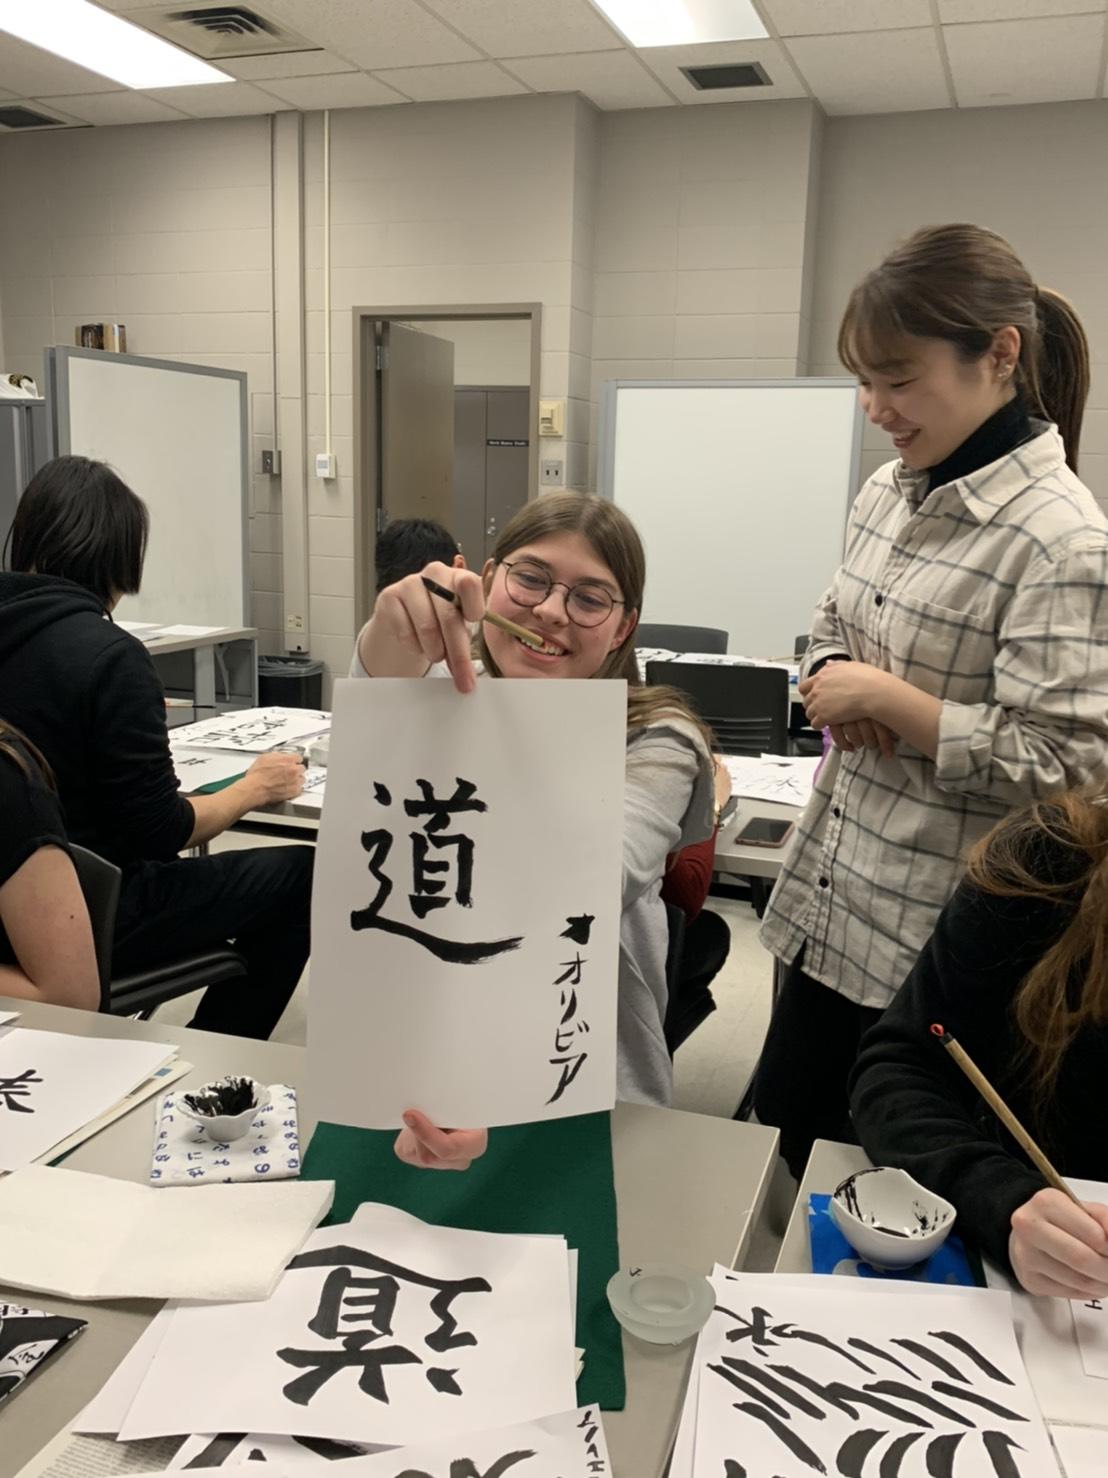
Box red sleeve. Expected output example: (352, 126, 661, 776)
(661, 832, 717, 921)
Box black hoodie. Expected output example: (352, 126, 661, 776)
(0, 573, 194, 868)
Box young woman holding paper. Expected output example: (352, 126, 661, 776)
(850, 793, 1108, 1299)
(0, 720, 100, 1009)
(755, 224, 1108, 1177)
(352, 492, 716, 1140)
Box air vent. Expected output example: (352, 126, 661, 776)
(0, 105, 71, 130)
(681, 61, 772, 90)
(138, 4, 321, 59)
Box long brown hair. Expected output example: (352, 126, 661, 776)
(966, 792, 1108, 1104)
(838, 224, 1090, 473)
(0, 719, 54, 788)
(477, 493, 712, 747)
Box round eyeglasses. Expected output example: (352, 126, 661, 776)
(500, 559, 624, 628)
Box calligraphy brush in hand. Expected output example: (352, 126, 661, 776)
(421, 575, 544, 650)
(930, 1023, 1081, 1205)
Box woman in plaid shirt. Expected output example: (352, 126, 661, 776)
(756, 224, 1108, 1177)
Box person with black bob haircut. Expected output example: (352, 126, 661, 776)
(0, 455, 312, 1039)
(375, 516, 463, 594)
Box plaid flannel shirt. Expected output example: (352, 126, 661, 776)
(760, 424, 1108, 1008)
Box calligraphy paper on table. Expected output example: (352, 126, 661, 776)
(168, 708, 330, 754)
(691, 1272, 1053, 1478)
(0, 1029, 174, 1171)
(1065, 1178, 1108, 1382)
(169, 1433, 378, 1468)
(118, 1206, 577, 1445)
(308, 679, 625, 1129)
(170, 747, 249, 793)
(1050, 1423, 1108, 1477)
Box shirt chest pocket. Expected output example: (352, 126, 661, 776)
(879, 589, 1003, 703)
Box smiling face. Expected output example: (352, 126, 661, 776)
(856, 330, 1020, 471)
(481, 531, 637, 681)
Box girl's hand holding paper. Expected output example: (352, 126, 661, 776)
(394, 1109, 488, 1172)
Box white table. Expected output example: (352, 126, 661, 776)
(714, 797, 803, 882)
(0, 999, 779, 1478)
(146, 625, 258, 715)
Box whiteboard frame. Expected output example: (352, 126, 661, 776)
(45, 346, 250, 627)
(596, 377, 864, 519)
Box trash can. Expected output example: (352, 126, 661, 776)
(257, 654, 324, 710)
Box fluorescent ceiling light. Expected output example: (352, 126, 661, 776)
(593, 0, 768, 48)
(0, 0, 232, 88)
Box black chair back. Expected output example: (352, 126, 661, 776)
(649, 660, 789, 756)
(637, 623, 728, 655)
(794, 633, 810, 658)
(68, 843, 121, 1010)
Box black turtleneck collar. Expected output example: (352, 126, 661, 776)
(925, 395, 1034, 495)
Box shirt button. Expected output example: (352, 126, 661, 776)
(832, 807, 841, 819)
(818, 876, 829, 889)
(874, 593, 884, 607)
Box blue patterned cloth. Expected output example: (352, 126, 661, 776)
(149, 1084, 300, 1186)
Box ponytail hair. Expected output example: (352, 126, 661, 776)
(838, 224, 1091, 473)
(965, 791, 1108, 1108)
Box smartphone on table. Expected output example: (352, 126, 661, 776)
(735, 816, 794, 848)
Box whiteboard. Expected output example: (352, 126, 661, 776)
(48, 348, 248, 628)
(597, 380, 863, 657)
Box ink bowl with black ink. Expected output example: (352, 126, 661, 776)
(606, 1262, 714, 1345)
(177, 1075, 270, 1143)
(831, 1167, 956, 1270)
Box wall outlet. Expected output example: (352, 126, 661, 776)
(261, 448, 282, 475)
(541, 459, 564, 486)
(285, 613, 305, 633)
(315, 451, 337, 480)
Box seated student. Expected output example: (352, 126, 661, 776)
(850, 792, 1108, 1299)
(0, 455, 312, 1039)
(0, 719, 99, 1009)
(375, 516, 464, 592)
(353, 491, 716, 1120)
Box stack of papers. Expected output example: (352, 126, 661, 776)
(723, 752, 820, 808)
(672, 1268, 1058, 1476)
(72, 1203, 584, 1459)
(169, 707, 331, 755)
(0, 1028, 183, 1174)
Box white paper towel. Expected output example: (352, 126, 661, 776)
(0, 1165, 333, 1302)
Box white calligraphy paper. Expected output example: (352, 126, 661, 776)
(308, 679, 625, 1129)
(722, 754, 819, 808)
(1050, 1423, 1108, 1477)
(0, 1029, 175, 1171)
(168, 708, 331, 754)
(292, 767, 327, 810)
(170, 747, 250, 793)
(690, 1272, 1053, 1477)
(167, 1409, 607, 1476)
(119, 1206, 577, 1445)
(1065, 1179, 1108, 1382)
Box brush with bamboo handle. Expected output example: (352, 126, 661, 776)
(930, 1022, 1081, 1206)
(421, 574, 544, 650)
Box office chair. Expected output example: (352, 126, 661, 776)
(648, 660, 789, 757)
(663, 903, 728, 1055)
(637, 624, 728, 654)
(69, 844, 248, 1020)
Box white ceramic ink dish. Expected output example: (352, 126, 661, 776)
(606, 1262, 715, 1345)
(830, 1166, 956, 1270)
(176, 1075, 271, 1142)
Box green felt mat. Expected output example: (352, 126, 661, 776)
(302, 1111, 626, 1410)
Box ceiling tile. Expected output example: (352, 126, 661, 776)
(371, 61, 529, 101)
(257, 72, 409, 110)
(502, 51, 674, 109)
(762, 0, 932, 35)
(939, 0, 1104, 20)
(144, 82, 294, 116)
(0, 35, 124, 96)
(250, 0, 482, 68)
(639, 38, 808, 103)
(38, 92, 189, 126)
(784, 28, 951, 113)
(423, 0, 623, 57)
(225, 52, 360, 82)
(944, 14, 1104, 105)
